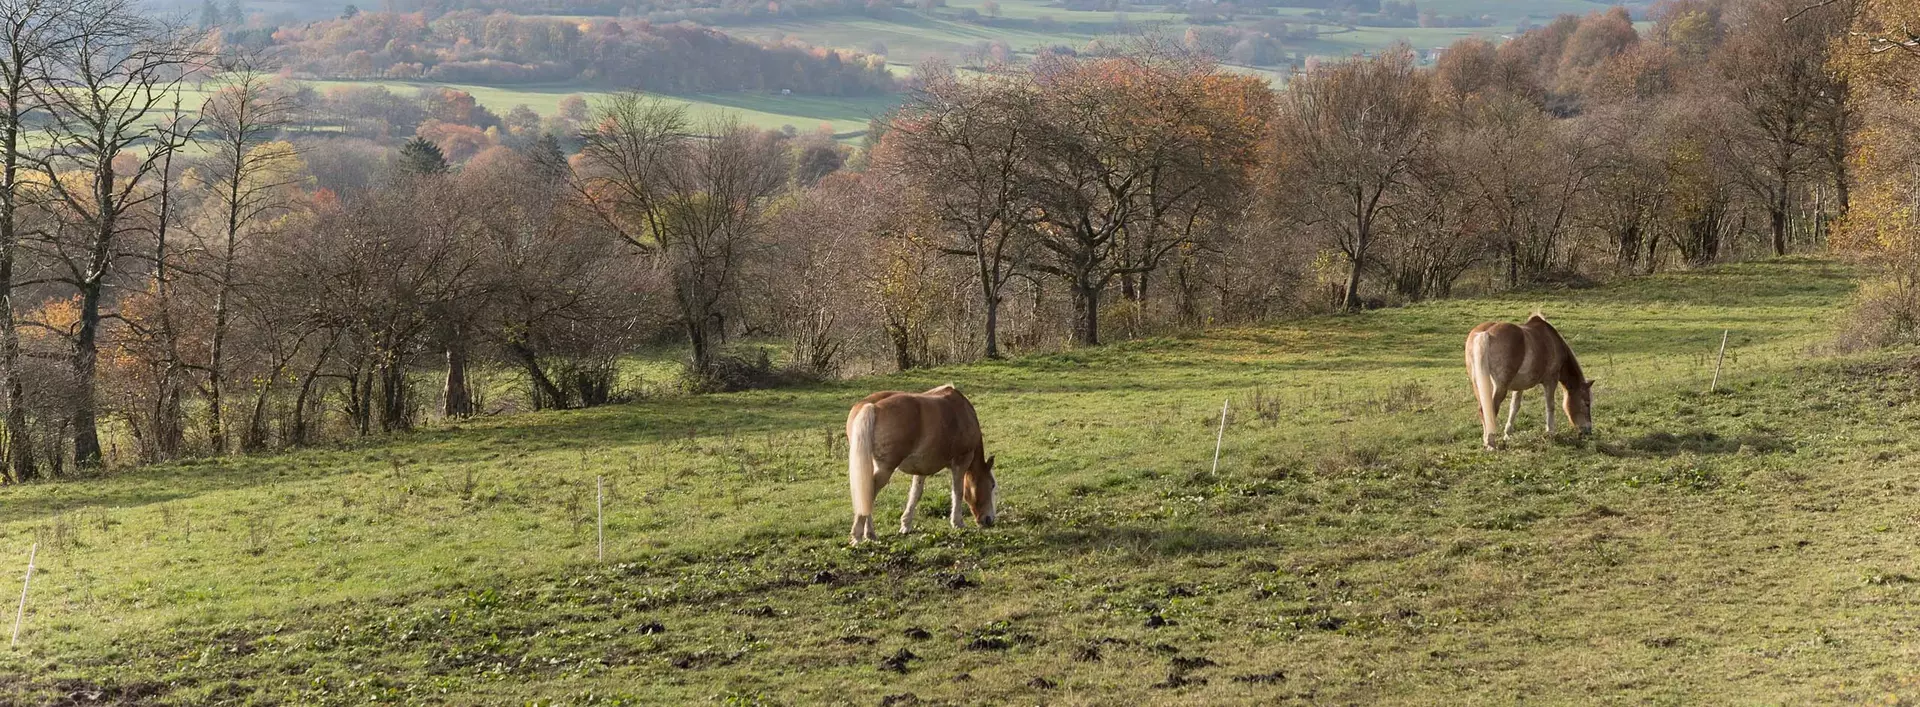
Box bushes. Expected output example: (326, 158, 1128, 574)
(1838, 283, 1920, 351)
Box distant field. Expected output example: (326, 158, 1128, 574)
(731, 0, 1623, 67)
(286, 79, 900, 136)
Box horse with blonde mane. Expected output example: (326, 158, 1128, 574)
(845, 384, 997, 545)
(1464, 312, 1594, 450)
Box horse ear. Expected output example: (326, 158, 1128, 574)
(985, 455, 996, 471)
(1585, 379, 1596, 391)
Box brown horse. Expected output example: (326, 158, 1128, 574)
(1464, 313, 1594, 450)
(845, 384, 997, 545)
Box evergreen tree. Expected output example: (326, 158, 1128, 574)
(398, 136, 449, 175)
(523, 132, 567, 179)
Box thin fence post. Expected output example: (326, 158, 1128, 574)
(1710, 330, 1729, 393)
(596, 477, 605, 563)
(1211, 400, 1229, 475)
(11, 542, 36, 648)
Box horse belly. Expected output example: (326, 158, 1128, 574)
(892, 444, 948, 476)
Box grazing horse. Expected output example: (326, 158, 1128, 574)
(1464, 312, 1594, 450)
(845, 384, 997, 545)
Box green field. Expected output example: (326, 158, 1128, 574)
(7, 258, 1920, 703)
(738, 0, 1615, 66)
(285, 79, 899, 136)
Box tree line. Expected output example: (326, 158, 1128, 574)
(0, 0, 1896, 480)
(261, 10, 895, 95)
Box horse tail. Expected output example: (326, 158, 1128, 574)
(1468, 330, 1498, 402)
(847, 403, 878, 519)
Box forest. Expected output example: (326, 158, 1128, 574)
(258, 10, 896, 94)
(0, 0, 1907, 481)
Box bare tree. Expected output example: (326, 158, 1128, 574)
(190, 60, 298, 453)
(29, 4, 201, 467)
(1022, 50, 1271, 344)
(883, 63, 1039, 359)
(575, 96, 788, 376)
(1720, 0, 1849, 256)
(0, 0, 99, 478)
(1273, 47, 1431, 311)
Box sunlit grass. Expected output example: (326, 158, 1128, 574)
(4, 258, 1913, 704)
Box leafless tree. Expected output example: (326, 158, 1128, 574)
(575, 96, 788, 376)
(0, 0, 100, 478)
(28, 3, 202, 467)
(883, 62, 1039, 359)
(189, 59, 298, 452)
(1273, 47, 1431, 311)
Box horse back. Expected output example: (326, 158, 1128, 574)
(1466, 321, 1545, 388)
(857, 385, 981, 473)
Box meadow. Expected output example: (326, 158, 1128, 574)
(1, 258, 1916, 704)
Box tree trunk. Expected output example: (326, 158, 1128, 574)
(1770, 194, 1789, 257)
(887, 321, 915, 372)
(378, 355, 411, 433)
(242, 370, 280, 452)
(685, 318, 711, 375)
(982, 293, 1002, 360)
(291, 344, 332, 446)
(1341, 256, 1364, 312)
(510, 343, 566, 410)
(442, 338, 472, 418)
(71, 278, 104, 468)
(1074, 280, 1101, 346)
(346, 360, 372, 437)
(1, 298, 28, 481)
(0, 68, 31, 481)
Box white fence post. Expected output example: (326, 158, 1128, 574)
(1211, 400, 1230, 475)
(1710, 330, 1729, 393)
(12, 542, 36, 648)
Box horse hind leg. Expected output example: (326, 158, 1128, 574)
(1474, 372, 1501, 451)
(898, 474, 926, 535)
(1504, 389, 1521, 439)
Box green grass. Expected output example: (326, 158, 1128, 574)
(7, 258, 1917, 704)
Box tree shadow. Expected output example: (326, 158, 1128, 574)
(1598, 428, 1791, 458)
(1036, 524, 1273, 557)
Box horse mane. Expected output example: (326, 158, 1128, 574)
(1525, 310, 1586, 384)
(1561, 344, 1586, 385)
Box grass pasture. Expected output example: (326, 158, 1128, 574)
(7, 259, 1920, 704)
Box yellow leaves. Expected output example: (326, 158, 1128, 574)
(23, 296, 81, 348)
(245, 140, 304, 187)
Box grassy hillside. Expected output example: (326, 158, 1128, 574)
(5, 259, 1913, 704)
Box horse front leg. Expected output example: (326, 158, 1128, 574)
(1543, 381, 1557, 435)
(947, 468, 967, 529)
(898, 474, 926, 535)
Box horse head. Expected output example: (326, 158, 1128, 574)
(963, 454, 997, 527)
(1566, 379, 1595, 434)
